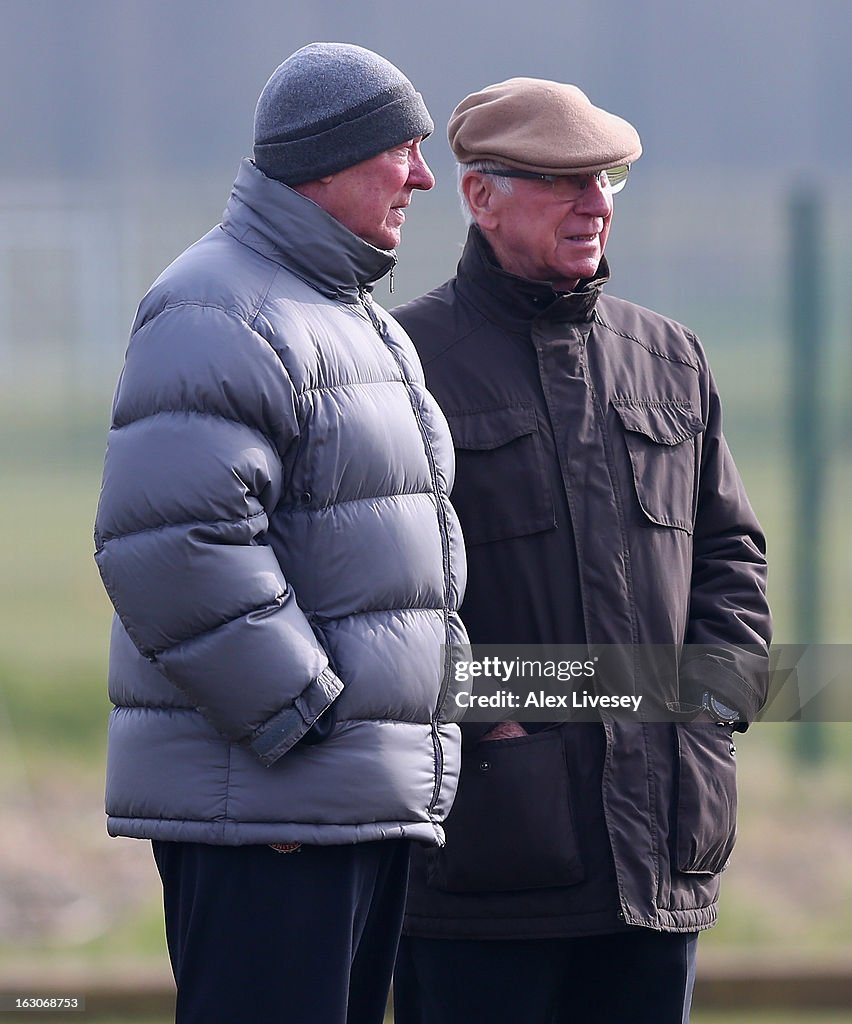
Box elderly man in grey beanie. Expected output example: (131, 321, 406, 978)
(391, 78, 770, 1024)
(93, 43, 467, 1024)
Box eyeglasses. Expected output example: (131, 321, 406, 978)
(482, 164, 630, 199)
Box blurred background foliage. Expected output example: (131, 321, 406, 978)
(0, 0, 850, 1017)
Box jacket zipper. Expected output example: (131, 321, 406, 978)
(358, 286, 452, 815)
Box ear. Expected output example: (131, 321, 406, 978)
(462, 172, 501, 230)
(292, 175, 335, 202)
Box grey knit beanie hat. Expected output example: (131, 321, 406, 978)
(253, 42, 433, 185)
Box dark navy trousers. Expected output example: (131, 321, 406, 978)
(153, 838, 411, 1024)
(394, 929, 698, 1024)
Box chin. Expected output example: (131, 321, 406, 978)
(366, 230, 399, 250)
(565, 259, 601, 281)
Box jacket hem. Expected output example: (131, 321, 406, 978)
(107, 815, 444, 846)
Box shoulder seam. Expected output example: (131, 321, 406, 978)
(593, 310, 700, 372)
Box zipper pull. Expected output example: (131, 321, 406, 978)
(389, 266, 395, 295)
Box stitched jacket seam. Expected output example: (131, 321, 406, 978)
(594, 311, 700, 371)
(96, 509, 268, 547)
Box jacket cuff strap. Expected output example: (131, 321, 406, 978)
(249, 666, 343, 766)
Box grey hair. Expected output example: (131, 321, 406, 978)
(457, 160, 514, 225)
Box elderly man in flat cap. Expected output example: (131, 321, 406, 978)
(93, 43, 468, 1024)
(391, 78, 771, 1024)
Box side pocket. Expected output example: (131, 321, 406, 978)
(426, 728, 584, 892)
(674, 724, 738, 874)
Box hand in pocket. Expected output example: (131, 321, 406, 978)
(481, 721, 529, 741)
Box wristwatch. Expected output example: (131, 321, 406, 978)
(701, 690, 740, 725)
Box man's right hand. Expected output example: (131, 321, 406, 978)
(480, 721, 528, 741)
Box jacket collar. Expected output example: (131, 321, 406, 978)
(221, 158, 396, 303)
(457, 226, 608, 332)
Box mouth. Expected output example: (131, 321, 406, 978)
(566, 233, 598, 242)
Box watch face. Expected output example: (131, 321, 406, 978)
(707, 694, 739, 723)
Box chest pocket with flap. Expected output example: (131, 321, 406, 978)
(447, 404, 555, 546)
(612, 399, 704, 534)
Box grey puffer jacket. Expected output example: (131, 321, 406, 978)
(94, 159, 467, 846)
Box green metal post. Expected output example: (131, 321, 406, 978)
(789, 185, 825, 764)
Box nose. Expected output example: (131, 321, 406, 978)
(407, 142, 435, 191)
(574, 175, 612, 216)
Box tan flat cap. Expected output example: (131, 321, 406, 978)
(449, 77, 642, 175)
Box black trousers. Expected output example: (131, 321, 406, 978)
(393, 930, 698, 1024)
(152, 838, 411, 1024)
